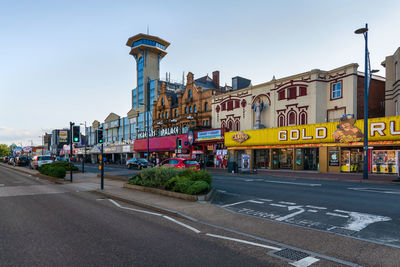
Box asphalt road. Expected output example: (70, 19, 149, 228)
(211, 173, 400, 248)
(0, 166, 288, 266)
(78, 163, 138, 178)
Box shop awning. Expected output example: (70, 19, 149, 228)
(134, 134, 189, 152)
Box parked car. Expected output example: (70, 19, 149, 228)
(126, 158, 153, 170)
(30, 155, 53, 170)
(8, 157, 16, 165)
(2, 156, 9, 163)
(16, 156, 28, 166)
(159, 158, 200, 170)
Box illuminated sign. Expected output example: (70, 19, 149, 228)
(232, 132, 250, 143)
(225, 116, 400, 147)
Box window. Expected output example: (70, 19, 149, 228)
(132, 88, 137, 109)
(299, 87, 307, 96)
(278, 115, 285, 127)
(203, 120, 206, 126)
(288, 87, 296, 99)
(228, 121, 233, 131)
(235, 100, 240, 108)
(221, 102, 226, 111)
(166, 112, 168, 119)
(194, 105, 197, 113)
(185, 106, 188, 113)
(188, 89, 192, 98)
(278, 90, 285, 100)
(158, 113, 161, 119)
(204, 102, 208, 111)
(331, 82, 342, 99)
(227, 100, 233, 111)
(299, 112, 307, 125)
(189, 106, 192, 113)
(288, 111, 296, 126)
(161, 98, 164, 106)
(175, 109, 178, 117)
(235, 121, 240, 131)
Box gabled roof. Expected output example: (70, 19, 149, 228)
(104, 112, 120, 123)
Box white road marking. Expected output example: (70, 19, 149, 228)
(270, 203, 287, 208)
(258, 198, 273, 202)
(248, 200, 264, 204)
(279, 201, 296, 205)
(327, 226, 336, 231)
(221, 200, 251, 208)
(163, 215, 201, 234)
(333, 210, 392, 231)
(217, 190, 226, 193)
(206, 233, 281, 251)
(0, 184, 4, 187)
(289, 256, 319, 267)
(244, 179, 254, 182)
(348, 187, 400, 194)
(326, 212, 349, 218)
(264, 180, 321, 187)
(108, 199, 162, 216)
(276, 206, 305, 221)
(305, 205, 327, 210)
(307, 209, 318, 213)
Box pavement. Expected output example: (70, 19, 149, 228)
(2, 162, 400, 266)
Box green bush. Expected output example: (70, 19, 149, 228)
(52, 161, 78, 172)
(129, 167, 212, 195)
(38, 164, 66, 178)
(186, 181, 210, 195)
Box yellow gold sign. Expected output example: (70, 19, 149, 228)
(225, 116, 400, 147)
(232, 131, 250, 143)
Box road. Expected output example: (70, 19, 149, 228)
(0, 165, 289, 266)
(211, 173, 400, 248)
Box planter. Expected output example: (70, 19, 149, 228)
(123, 183, 215, 201)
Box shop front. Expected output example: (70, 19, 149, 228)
(193, 129, 225, 167)
(225, 115, 400, 174)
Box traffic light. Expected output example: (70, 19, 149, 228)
(176, 138, 182, 149)
(97, 129, 104, 144)
(72, 126, 80, 143)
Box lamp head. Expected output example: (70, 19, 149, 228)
(354, 27, 368, 34)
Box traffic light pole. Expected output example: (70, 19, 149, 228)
(70, 122, 74, 183)
(101, 143, 104, 190)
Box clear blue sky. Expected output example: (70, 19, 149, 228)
(1, 0, 399, 146)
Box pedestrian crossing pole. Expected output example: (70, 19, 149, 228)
(70, 122, 74, 183)
(101, 143, 104, 190)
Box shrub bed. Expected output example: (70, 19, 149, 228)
(38, 163, 66, 178)
(128, 167, 212, 195)
(52, 161, 79, 172)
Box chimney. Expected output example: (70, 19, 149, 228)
(212, 71, 220, 89)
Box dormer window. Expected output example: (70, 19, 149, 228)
(161, 98, 164, 106)
(188, 89, 192, 98)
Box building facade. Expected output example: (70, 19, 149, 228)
(382, 47, 400, 116)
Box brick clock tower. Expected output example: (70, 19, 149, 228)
(125, 33, 170, 134)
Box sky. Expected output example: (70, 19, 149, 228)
(1, 0, 399, 146)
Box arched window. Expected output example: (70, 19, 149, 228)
(228, 120, 233, 131)
(299, 112, 307, 125)
(188, 89, 192, 98)
(235, 121, 240, 131)
(278, 115, 285, 127)
(174, 109, 178, 118)
(288, 111, 296, 126)
(158, 113, 161, 119)
(194, 105, 197, 113)
(166, 112, 168, 119)
(221, 121, 226, 129)
(204, 102, 208, 111)
(189, 106, 192, 113)
(161, 98, 164, 106)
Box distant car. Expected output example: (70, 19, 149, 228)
(159, 158, 200, 170)
(126, 158, 153, 170)
(30, 155, 53, 170)
(55, 157, 68, 162)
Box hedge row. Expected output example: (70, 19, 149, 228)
(52, 161, 79, 172)
(128, 167, 212, 195)
(38, 164, 66, 178)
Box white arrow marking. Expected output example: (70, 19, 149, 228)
(333, 209, 391, 231)
(290, 256, 319, 267)
(276, 205, 305, 221)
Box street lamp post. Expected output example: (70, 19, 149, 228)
(355, 23, 375, 180)
(139, 102, 150, 161)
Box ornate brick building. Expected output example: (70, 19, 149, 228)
(152, 71, 226, 134)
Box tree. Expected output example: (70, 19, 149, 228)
(0, 144, 11, 157)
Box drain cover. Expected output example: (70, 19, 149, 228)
(273, 248, 309, 261)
